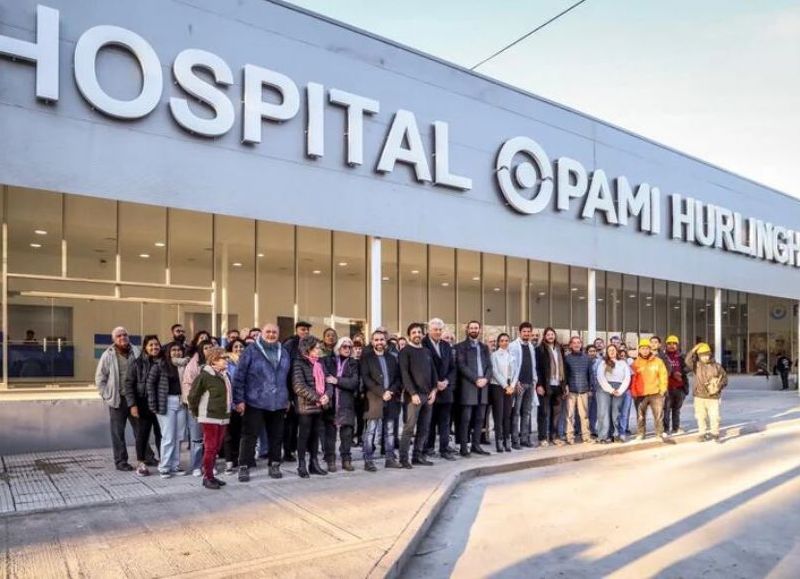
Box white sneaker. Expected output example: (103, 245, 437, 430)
(192, 468, 202, 477)
(160, 471, 172, 479)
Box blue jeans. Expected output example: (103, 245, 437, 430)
(186, 410, 204, 471)
(364, 417, 395, 462)
(617, 390, 632, 435)
(156, 395, 187, 473)
(595, 389, 612, 440)
(588, 392, 597, 435)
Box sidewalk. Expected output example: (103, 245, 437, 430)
(1, 390, 798, 578)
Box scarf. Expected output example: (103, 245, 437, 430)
(307, 354, 326, 397)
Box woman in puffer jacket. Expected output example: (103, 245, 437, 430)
(123, 335, 162, 477)
(293, 336, 333, 479)
(147, 341, 188, 478)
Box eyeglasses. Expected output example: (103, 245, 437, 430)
(340, 344, 352, 349)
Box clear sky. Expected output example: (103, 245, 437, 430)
(284, 0, 800, 198)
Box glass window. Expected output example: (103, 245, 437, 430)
(120, 202, 166, 284)
(7, 186, 62, 276)
(483, 254, 506, 338)
(65, 195, 117, 280)
(399, 241, 427, 332)
(639, 277, 653, 335)
(257, 221, 295, 337)
(694, 285, 708, 345)
(551, 264, 569, 343)
(681, 283, 694, 348)
(507, 257, 527, 338)
(215, 216, 255, 335)
(429, 246, 455, 332)
(668, 281, 681, 341)
(297, 226, 332, 331)
(606, 272, 622, 338)
(623, 274, 638, 345)
(768, 297, 792, 377)
(748, 293, 768, 375)
(457, 250, 481, 336)
(570, 266, 587, 335)
(596, 271, 606, 333)
(169, 208, 213, 287)
(654, 279, 668, 338)
(333, 232, 366, 338)
(381, 239, 399, 336)
(529, 260, 549, 332)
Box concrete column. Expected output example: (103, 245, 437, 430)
(587, 268, 597, 342)
(369, 236, 382, 331)
(714, 288, 722, 364)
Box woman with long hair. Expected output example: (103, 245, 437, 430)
(123, 335, 162, 476)
(147, 341, 188, 478)
(596, 344, 631, 443)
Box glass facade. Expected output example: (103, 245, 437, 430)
(0, 184, 797, 391)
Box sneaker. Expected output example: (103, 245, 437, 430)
(674, 428, 686, 435)
(238, 466, 250, 482)
(224, 462, 235, 476)
(268, 464, 283, 479)
(136, 464, 150, 477)
(170, 468, 187, 476)
(539, 440, 550, 448)
(365, 461, 377, 472)
(660, 433, 676, 445)
(192, 468, 202, 477)
(202, 478, 220, 490)
(553, 439, 565, 447)
(159, 471, 172, 479)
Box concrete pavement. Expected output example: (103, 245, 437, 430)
(1, 390, 798, 578)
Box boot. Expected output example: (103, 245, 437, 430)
(268, 463, 283, 479)
(297, 459, 310, 479)
(326, 459, 338, 473)
(309, 457, 328, 476)
(342, 459, 354, 472)
(504, 438, 512, 452)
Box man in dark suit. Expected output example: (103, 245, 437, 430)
(423, 318, 457, 461)
(455, 321, 493, 457)
(281, 321, 311, 462)
(359, 330, 402, 471)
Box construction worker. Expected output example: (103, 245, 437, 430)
(663, 336, 689, 434)
(630, 338, 673, 443)
(685, 343, 728, 443)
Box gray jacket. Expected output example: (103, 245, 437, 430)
(95, 345, 141, 408)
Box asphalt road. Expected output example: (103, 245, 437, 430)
(404, 426, 800, 579)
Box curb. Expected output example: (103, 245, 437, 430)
(369, 416, 800, 579)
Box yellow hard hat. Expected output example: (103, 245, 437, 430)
(696, 342, 711, 355)
(666, 335, 680, 345)
(638, 338, 651, 348)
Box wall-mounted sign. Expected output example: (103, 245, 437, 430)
(1, 5, 799, 270)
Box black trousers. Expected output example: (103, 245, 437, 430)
(339, 425, 354, 460)
(239, 406, 285, 466)
(283, 402, 298, 455)
(322, 411, 336, 462)
(489, 385, 513, 443)
(460, 404, 486, 451)
(297, 413, 323, 462)
(779, 371, 789, 389)
(354, 395, 366, 443)
(109, 397, 156, 466)
(223, 411, 243, 465)
(426, 402, 453, 454)
(134, 407, 157, 462)
(537, 389, 563, 442)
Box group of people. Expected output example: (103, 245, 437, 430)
(94, 318, 728, 490)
